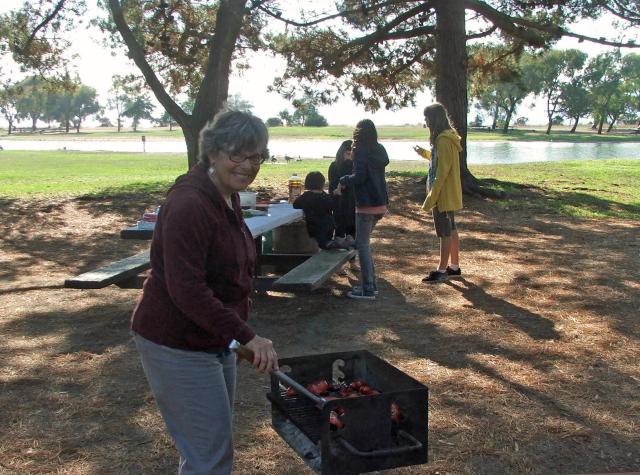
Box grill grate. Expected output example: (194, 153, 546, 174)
(274, 390, 323, 442)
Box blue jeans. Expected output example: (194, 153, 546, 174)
(134, 333, 237, 475)
(355, 213, 384, 294)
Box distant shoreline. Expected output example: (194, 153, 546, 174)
(1, 125, 639, 144)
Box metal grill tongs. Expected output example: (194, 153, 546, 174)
(228, 340, 328, 408)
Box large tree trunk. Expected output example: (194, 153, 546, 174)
(434, 0, 501, 197)
(502, 103, 516, 133)
(546, 117, 553, 135)
(570, 116, 579, 133)
(491, 106, 498, 130)
(183, 127, 199, 168)
(597, 116, 605, 134)
(188, 0, 247, 168)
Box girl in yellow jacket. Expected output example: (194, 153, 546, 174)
(414, 103, 463, 283)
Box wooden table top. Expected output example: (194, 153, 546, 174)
(120, 206, 303, 241)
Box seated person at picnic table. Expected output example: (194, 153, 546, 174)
(130, 110, 278, 475)
(293, 171, 347, 250)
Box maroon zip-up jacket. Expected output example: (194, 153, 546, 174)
(131, 163, 256, 351)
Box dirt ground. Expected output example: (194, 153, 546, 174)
(1, 177, 639, 475)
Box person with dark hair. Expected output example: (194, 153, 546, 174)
(328, 140, 356, 247)
(339, 119, 389, 300)
(131, 110, 278, 474)
(415, 102, 463, 283)
(293, 171, 344, 250)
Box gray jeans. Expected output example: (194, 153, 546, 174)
(355, 212, 384, 294)
(134, 333, 237, 475)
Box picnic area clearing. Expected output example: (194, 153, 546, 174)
(0, 164, 638, 474)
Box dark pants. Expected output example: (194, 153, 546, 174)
(306, 217, 335, 249)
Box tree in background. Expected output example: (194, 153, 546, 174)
(15, 76, 47, 131)
(95, 111, 114, 127)
(527, 49, 588, 134)
(584, 51, 624, 134)
(277, 109, 292, 126)
(290, 94, 328, 126)
(69, 85, 100, 132)
(0, 80, 19, 134)
(265, 1, 640, 195)
(558, 81, 591, 133)
(156, 110, 176, 131)
(107, 74, 138, 132)
(475, 81, 530, 132)
(611, 53, 640, 131)
(266, 117, 283, 127)
(226, 94, 253, 113)
(123, 93, 155, 132)
(471, 48, 534, 133)
(304, 107, 328, 127)
(47, 78, 100, 132)
(469, 112, 484, 128)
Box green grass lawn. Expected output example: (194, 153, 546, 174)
(2, 125, 639, 142)
(471, 160, 640, 220)
(0, 150, 638, 220)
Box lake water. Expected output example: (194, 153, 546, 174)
(1, 138, 638, 164)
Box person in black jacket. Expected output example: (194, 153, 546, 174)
(339, 119, 389, 300)
(293, 171, 344, 250)
(328, 140, 356, 246)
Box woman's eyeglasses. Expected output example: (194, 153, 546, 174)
(228, 152, 264, 165)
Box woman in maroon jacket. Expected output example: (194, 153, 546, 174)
(131, 111, 278, 474)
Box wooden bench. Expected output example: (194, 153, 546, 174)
(271, 248, 356, 292)
(64, 250, 150, 289)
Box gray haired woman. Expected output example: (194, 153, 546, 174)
(131, 110, 278, 474)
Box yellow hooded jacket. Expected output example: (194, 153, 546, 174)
(421, 129, 463, 212)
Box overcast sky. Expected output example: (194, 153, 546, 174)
(1, 2, 637, 126)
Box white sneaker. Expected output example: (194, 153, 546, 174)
(347, 289, 376, 300)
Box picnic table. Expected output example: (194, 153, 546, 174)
(119, 206, 304, 241)
(65, 205, 355, 292)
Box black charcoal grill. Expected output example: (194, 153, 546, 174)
(267, 350, 428, 474)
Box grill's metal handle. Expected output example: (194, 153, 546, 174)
(229, 340, 326, 408)
(336, 430, 423, 458)
(272, 370, 326, 407)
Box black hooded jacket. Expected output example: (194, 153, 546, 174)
(339, 143, 389, 208)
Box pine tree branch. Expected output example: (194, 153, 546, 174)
(20, 0, 67, 54)
(255, 0, 428, 28)
(605, 0, 640, 22)
(467, 25, 498, 40)
(465, 0, 639, 48)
